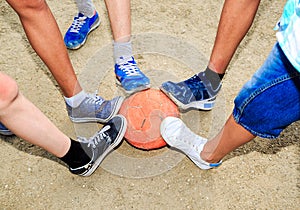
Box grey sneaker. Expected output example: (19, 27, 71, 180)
(160, 116, 222, 169)
(0, 122, 13, 136)
(70, 115, 127, 176)
(66, 92, 124, 123)
(160, 73, 221, 110)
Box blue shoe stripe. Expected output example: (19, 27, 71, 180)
(209, 162, 222, 167)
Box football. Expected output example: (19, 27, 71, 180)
(119, 88, 180, 150)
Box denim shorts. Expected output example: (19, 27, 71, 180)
(233, 42, 300, 139)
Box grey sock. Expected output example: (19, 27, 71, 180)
(113, 41, 133, 64)
(75, 0, 95, 17)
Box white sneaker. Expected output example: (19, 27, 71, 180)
(160, 116, 221, 169)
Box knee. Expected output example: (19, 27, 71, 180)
(6, 0, 48, 16)
(0, 73, 19, 111)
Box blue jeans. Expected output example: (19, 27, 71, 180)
(233, 43, 300, 139)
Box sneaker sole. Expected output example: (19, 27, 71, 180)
(82, 115, 127, 176)
(115, 79, 151, 94)
(66, 17, 101, 50)
(160, 86, 215, 111)
(70, 96, 125, 123)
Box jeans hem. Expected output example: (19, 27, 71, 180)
(232, 109, 278, 139)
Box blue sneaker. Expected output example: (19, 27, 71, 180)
(64, 12, 101, 50)
(66, 92, 124, 123)
(160, 73, 221, 110)
(115, 56, 150, 94)
(0, 122, 13, 136)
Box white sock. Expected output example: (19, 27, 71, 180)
(75, 0, 95, 18)
(113, 41, 133, 64)
(64, 90, 87, 108)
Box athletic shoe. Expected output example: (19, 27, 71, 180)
(64, 12, 101, 50)
(115, 56, 150, 94)
(0, 122, 13, 136)
(70, 115, 127, 176)
(160, 116, 222, 169)
(160, 73, 221, 110)
(66, 92, 124, 123)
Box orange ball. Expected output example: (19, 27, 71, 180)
(119, 89, 180, 150)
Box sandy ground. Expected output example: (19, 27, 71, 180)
(0, 0, 299, 209)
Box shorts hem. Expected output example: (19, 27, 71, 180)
(232, 110, 278, 139)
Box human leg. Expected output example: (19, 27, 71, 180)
(64, 0, 101, 49)
(6, 0, 81, 97)
(105, 0, 150, 93)
(160, 115, 253, 169)
(161, 0, 261, 110)
(202, 43, 300, 163)
(0, 72, 70, 157)
(0, 72, 126, 176)
(161, 43, 300, 168)
(6, 0, 123, 123)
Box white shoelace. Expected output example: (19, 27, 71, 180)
(70, 16, 87, 33)
(174, 122, 207, 153)
(84, 91, 105, 106)
(78, 125, 111, 149)
(117, 58, 141, 76)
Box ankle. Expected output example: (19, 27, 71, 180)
(60, 139, 91, 168)
(200, 150, 221, 164)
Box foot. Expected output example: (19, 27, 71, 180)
(160, 73, 221, 110)
(70, 115, 127, 176)
(0, 122, 13, 136)
(64, 12, 101, 50)
(160, 116, 221, 169)
(66, 92, 124, 123)
(115, 56, 150, 94)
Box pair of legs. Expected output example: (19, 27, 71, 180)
(0, 72, 127, 176)
(161, 43, 300, 168)
(64, 0, 150, 93)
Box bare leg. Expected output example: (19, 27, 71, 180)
(6, 0, 82, 97)
(208, 0, 260, 74)
(201, 114, 255, 163)
(0, 73, 70, 158)
(104, 0, 131, 42)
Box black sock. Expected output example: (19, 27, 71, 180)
(199, 67, 224, 90)
(60, 139, 91, 168)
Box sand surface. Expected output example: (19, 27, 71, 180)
(0, 0, 299, 209)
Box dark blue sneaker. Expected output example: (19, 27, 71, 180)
(71, 115, 127, 176)
(64, 12, 100, 50)
(160, 73, 221, 110)
(66, 92, 124, 123)
(0, 122, 13, 136)
(115, 56, 150, 94)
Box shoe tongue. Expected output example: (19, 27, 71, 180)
(116, 56, 133, 66)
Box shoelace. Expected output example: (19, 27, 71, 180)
(176, 123, 207, 153)
(70, 15, 87, 33)
(117, 58, 141, 76)
(84, 91, 105, 106)
(78, 125, 112, 149)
